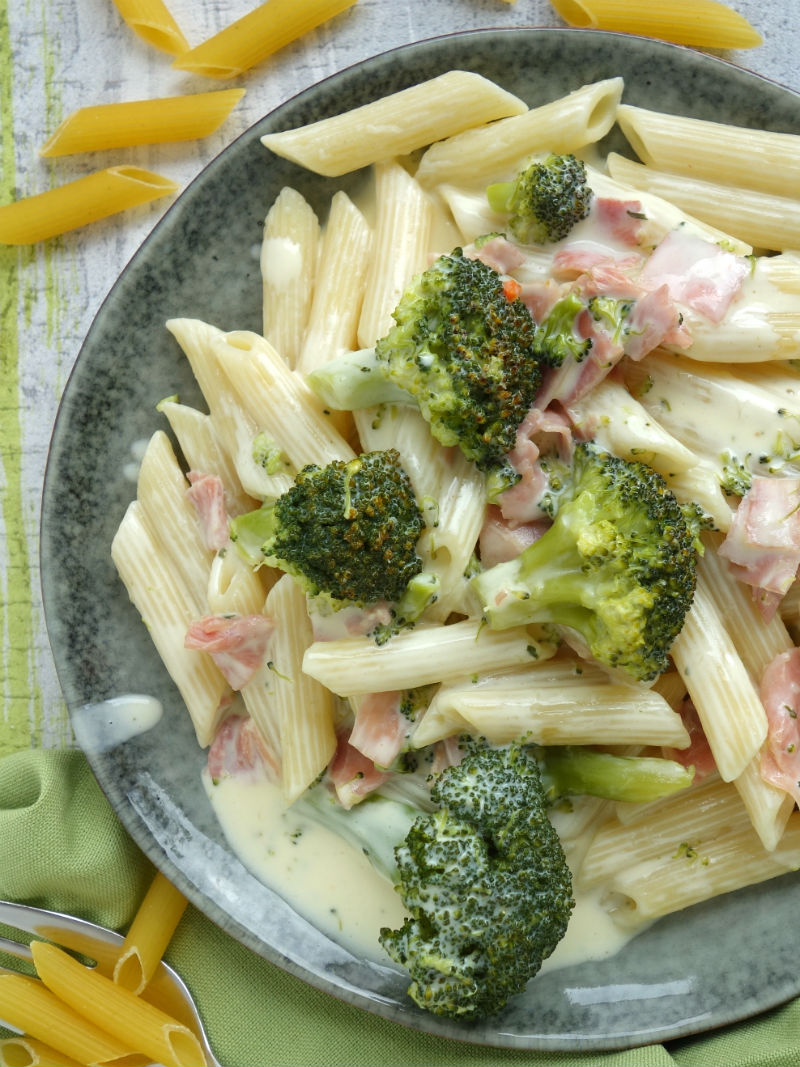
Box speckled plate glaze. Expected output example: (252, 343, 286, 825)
(42, 28, 800, 1051)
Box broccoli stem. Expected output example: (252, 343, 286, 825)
(540, 746, 694, 804)
(307, 348, 413, 411)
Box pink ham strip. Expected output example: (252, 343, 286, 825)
(186, 470, 230, 551)
(328, 729, 391, 809)
(185, 613, 275, 690)
(348, 690, 409, 769)
(207, 713, 280, 782)
(759, 647, 800, 806)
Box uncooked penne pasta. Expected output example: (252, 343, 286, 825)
(616, 103, 800, 199)
(0, 973, 132, 1066)
(356, 162, 433, 348)
(548, 0, 762, 49)
(113, 872, 188, 995)
(32, 942, 205, 1067)
(260, 70, 529, 178)
(173, 0, 358, 79)
(0, 1035, 84, 1067)
(0, 167, 177, 244)
(112, 0, 189, 55)
(606, 152, 800, 252)
(261, 187, 320, 367)
(414, 78, 622, 189)
(40, 90, 245, 156)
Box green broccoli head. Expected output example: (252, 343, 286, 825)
(471, 442, 697, 681)
(373, 249, 542, 471)
(230, 449, 424, 606)
(379, 744, 574, 1020)
(487, 153, 593, 245)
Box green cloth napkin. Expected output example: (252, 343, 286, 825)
(0, 748, 798, 1067)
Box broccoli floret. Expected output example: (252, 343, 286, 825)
(308, 249, 542, 473)
(230, 449, 425, 607)
(471, 442, 697, 681)
(380, 745, 573, 1019)
(299, 738, 693, 1019)
(486, 153, 593, 245)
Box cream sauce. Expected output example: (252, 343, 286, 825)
(71, 694, 163, 753)
(204, 772, 643, 972)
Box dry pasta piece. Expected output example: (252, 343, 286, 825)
(113, 871, 188, 995)
(548, 0, 762, 49)
(0, 974, 132, 1065)
(0, 167, 177, 245)
(0, 1036, 85, 1067)
(40, 90, 245, 156)
(31, 942, 205, 1067)
(260, 70, 529, 177)
(173, 0, 357, 79)
(112, 0, 189, 55)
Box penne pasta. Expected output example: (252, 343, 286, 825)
(40, 90, 245, 156)
(414, 78, 623, 190)
(548, 0, 762, 49)
(113, 871, 188, 995)
(261, 187, 320, 367)
(0, 167, 178, 245)
(356, 162, 434, 348)
(173, 0, 358, 79)
(0, 1036, 85, 1067)
(615, 104, 800, 200)
(0, 973, 132, 1066)
(32, 942, 205, 1067)
(260, 70, 529, 178)
(302, 619, 555, 696)
(112, 0, 189, 56)
(606, 152, 800, 252)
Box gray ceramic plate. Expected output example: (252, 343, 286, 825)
(41, 28, 800, 1051)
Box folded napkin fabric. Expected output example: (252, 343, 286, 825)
(1, 747, 799, 1067)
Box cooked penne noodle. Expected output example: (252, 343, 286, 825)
(260, 70, 529, 177)
(670, 574, 768, 783)
(173, 0, 357, 79)
(606, 152, 800, 252)
(157, 399, 257, 518)
(112, 0, 189, 56)
(302, 619, 555, 696)
(601, 813, 800, 925)
(0, 973, 132, 1065)
(548, 0, 762, 49)
(411, 659, 690, 749)
(32, 942, 205, 1067)
(616, 104, 800, 199)
(113, 872, 188, 995)
(111, 501, 230, 747)
(0, 1036, 85, 1067)
(0, 167, 178, 244)
(263, 576, 337, 804)
(296, 191, 372, 375)
(415, 78, 622, 190)
(40, 90, 245, 156)
(261, 187, 320, 367)
(210, 328, 356, 468)
(207, 544, 271, 616)
(356, 162, 433, 348)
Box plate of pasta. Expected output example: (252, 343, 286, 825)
(41, 27, 800, 1051)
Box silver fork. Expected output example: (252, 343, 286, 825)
(0, 898, 222, 1067)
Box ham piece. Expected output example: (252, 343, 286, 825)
(185, 613, 275, 690)
(718, 476, 800, 620)
(207, 713, 279, 783)
(186, 470, 229, 551)
(759, 647, 800, 806)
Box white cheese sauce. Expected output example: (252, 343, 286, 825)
(204, 772, 644, 972)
